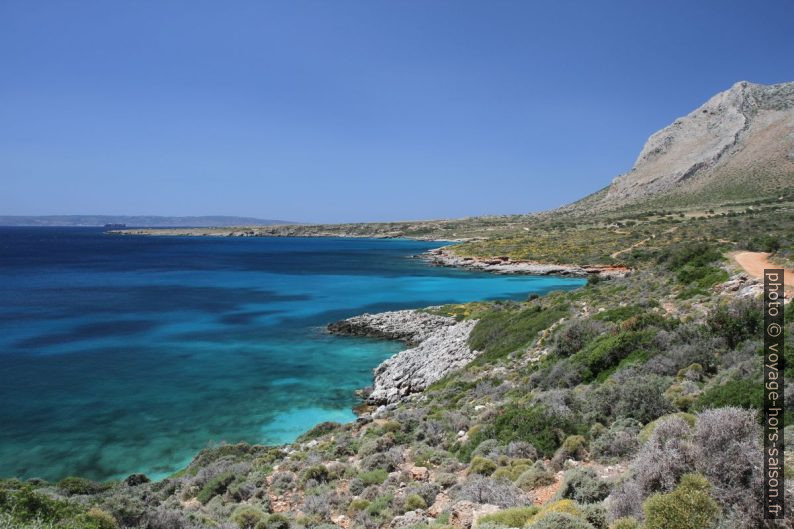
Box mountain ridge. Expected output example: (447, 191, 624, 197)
(565, 80, 794, 213)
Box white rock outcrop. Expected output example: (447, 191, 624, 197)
(328, 310, 479, 404)
(425, 248, 630, 278)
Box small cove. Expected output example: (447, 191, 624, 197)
(0, 228, 585, 481)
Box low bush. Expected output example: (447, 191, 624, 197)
(269, 471, 294, 493)
(581, 503, 606, 529)
(57, 476, 110, 495)
(232, 505, 267, 529)
(692, 407, 762, 510)
(527, 511, 595, 528)
(462, 404, 576, 460)
(347, 498, 370, 515)
(477, 506, 539, 528)
(196, 472, 234, 504)
(526, 500, 588, 528)
(301, 464, 330, 484)
(642, 474, 719, 529)
(469, 304, 569, 365)
(403, 493, 427, 511)
(297, 421, 343, 442)
(551, 318, 608, 357)
(586, 373, 675, 424)
(469, 456, 498, 476)
(591, 418, 641, 463)
(0, 484, 100, 528)
(609, 518, 639, 529)
(454, 476, 523, 508)
(550, 435, 587, 470)
(256, 513, 290, 529)
(706, 299, 762, 349)
(637, 413, 695, 444)
(516, 461, 556, 491)
(366, 493, 393, 517)
(359, 469, 388, 486)
(492, 461, 531, 482)
(570, 330, 655, 382)
(692, 379, 763, 412)
(555, 467, 610, 504)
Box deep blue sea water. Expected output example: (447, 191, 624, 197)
(0, 228, 584, 482)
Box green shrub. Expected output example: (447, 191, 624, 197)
(570, 330, 654, 381)
(675, 265, 728, 289)
(0, 484, 101, 527)
(609, 518, 639, 529)
(706, 299, 761, 348)
(476, 506, 539, 528)
(57, 476, 110, 495)
(366, 493, 393, 516)
(359, 468, 388, 485)
(692, 379, 763, 412)
(347, 498, 370, 515)
(232, 505, 267, 529)
(301, 464, 330, 484)
(551, 318, 608, 357)
(591, 418, 641, 462)
(581, 503, 606, 529)
(469, 456, 498, 476)
(492, 462, 531, 482)
(189, 442, 273, 471)
(587, 374, 675, 424)
(529, 499, 582, 521)
(469, 305, 569, 364)
(528, 512, 593, 529)
(659, 243, 724, 272)
(642, 474, 719, 529)
(638, 413, 695, 444)
(81, 508, 118, 529)
(404, 493, 427, 511)
(555, 468, 610, 504)
(462, 404, 576, 460)
(297, 421, 342, 442)
(196, 472, 234, 504)
(551, 435, 587, 469)
(516, 461, 556, 490)
(255, 513, 290, 529)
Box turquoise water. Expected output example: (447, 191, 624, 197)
(0, 228, 584, 481)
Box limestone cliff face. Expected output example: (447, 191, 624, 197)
(573, 81, 794, 211)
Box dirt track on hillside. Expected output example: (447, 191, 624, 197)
(731, 251, 794, 295)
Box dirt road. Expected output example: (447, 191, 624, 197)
(731, 251, 794, 295)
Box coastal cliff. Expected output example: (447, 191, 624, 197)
(425, 248, 631, 278)
(329, 310, 479, 405)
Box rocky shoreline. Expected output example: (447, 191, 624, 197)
(328, 310, 479, 407)
(424, 247, 631, 278)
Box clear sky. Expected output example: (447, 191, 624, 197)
(1, 1, 793, 223)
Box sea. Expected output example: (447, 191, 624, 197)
(0, 228, 585, 481)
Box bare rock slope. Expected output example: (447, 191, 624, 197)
(328, 310, 478, 404)
(570, 81, 794, 212)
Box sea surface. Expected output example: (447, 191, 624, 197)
(0, 228, 585, 482)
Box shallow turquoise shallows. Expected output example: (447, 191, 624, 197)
(0, 228, 585, 481)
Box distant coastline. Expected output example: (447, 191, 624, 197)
(0, 215, 294, 228)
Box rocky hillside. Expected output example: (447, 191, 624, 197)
(566, 81, 794, 213)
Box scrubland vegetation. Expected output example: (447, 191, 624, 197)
(1, 204, 792, 529)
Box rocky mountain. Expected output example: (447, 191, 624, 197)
(568, 80, 794, 213)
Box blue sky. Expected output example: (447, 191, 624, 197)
(1, 1, 793, 223)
